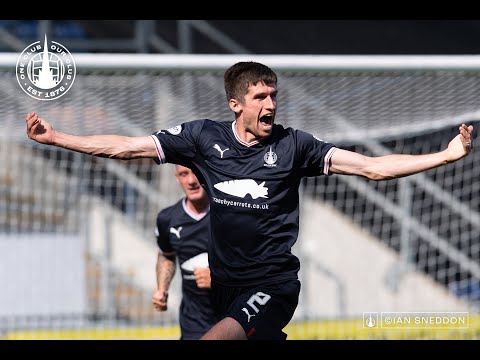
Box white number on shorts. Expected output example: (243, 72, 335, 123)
(245, 292, 271, 313)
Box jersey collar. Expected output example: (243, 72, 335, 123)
(231, 120, 260, 147)
(182, 198, 209, 221)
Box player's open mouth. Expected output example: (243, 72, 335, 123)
(260, 115, 273, 130)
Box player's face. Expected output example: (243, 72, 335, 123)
(238, 81, 277, 140)
(175, 165, 206, 202)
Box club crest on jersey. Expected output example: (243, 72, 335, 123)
(167, 125, 182, 135)
(263, 147, 277, 167)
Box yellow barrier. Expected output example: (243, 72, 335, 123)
(4, 326, 180, 340)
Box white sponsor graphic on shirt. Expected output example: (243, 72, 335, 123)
(214, 179, 268, 199)
(180, 252, 209, 272)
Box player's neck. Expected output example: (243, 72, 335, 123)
(186, 197, 209, 215)
(234, 120, 259, 144)
(234, 119, 270, 144)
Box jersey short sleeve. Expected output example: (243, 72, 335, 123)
(150, 119, 206, 166)
(295, 129, 337, 177)
(155, 208, 174, 254)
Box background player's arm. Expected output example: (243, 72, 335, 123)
(26, 112, 157, 160)
(193, 267, 211, 289)
(152, 251, 176, 311)
(330, 123, 474, 180)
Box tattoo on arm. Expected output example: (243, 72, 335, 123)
(156, 251, 176, 290)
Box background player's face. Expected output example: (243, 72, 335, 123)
(237, 81, 277, 139)
(175, 165, 206, 202)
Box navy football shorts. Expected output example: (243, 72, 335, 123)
(211, 278, 301, 340)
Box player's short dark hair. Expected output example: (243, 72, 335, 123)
(224, 61, 277, 103)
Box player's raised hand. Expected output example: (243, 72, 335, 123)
(446, 123, 474, 162)
(26, 112, 55, 145)
(194, 267, 211, 289)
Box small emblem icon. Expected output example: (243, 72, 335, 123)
(16, 35, 76, 101)
(363, 312, 378, 328)
(264, 147, 277, 167)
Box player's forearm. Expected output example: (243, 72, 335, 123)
(156, 254, 176, 291)
(331, 148, 449, 180)
(52, 130, 156, 160)
(368, 151, 448, 180)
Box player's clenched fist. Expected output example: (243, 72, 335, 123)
(194, 267, 211, 289)
(152, 289, 168, 311)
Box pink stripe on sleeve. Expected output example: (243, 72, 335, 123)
(150, 135, 166, 164)
(323, 147, 337, 175)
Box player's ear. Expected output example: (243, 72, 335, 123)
(229, 98, 241, 114)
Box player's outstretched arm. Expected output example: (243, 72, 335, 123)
(330, 123, 474, 181)
(26, 112, 158, 160)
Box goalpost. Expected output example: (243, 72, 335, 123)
(0, 53, 479, 339)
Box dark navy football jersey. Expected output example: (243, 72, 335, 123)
(152, 119, 337, 287)
(155, 197, 218, 338)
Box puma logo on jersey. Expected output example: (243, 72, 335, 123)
(214, 179, 268, 199)
(241, 308, 256, 322)
(213, 144, 229, 158)
(169, 226, 182, 239)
